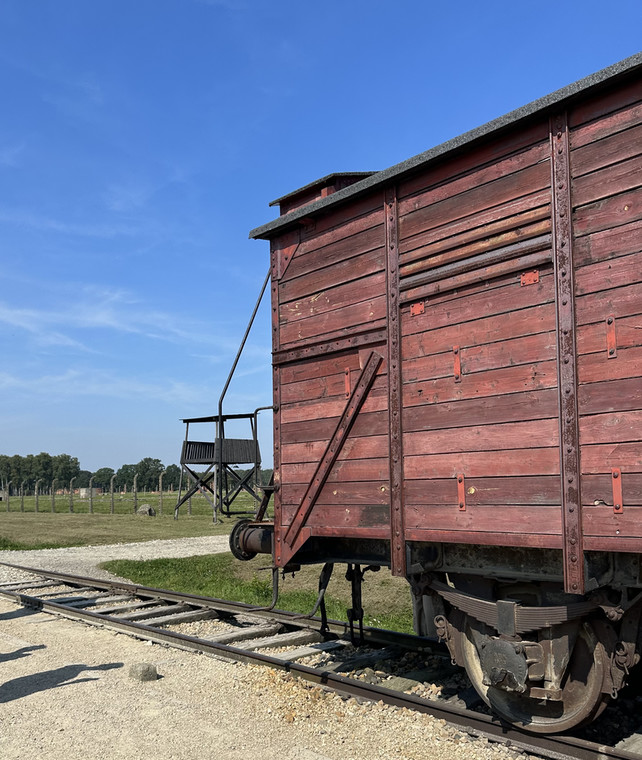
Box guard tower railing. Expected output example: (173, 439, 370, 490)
(174, 406, 273, 519)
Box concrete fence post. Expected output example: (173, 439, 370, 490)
(158, 471, 164, 516)
(20, 481, 25, 512)
(110, 474, 116, 514)
(35, 479, 42, 512)
(6, 480, 11, 512)
(133, 474, 138, 513)
(51, 479, 57, 512)
(69, 477, 76, 513)
(89, 475, 95, 514)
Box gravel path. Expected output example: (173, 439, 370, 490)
(0, 536, 230, 583)
(0, 540, 535, 759)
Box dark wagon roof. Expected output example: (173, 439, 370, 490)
(250, 52, 642, 241)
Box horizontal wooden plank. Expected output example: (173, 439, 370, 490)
(279, 294, 387, 346)
(583, 473, 642, 506)
(273, 328, 387, 366)
(399, 162, 551, 243)
(399, 141, 548, 219)
(280, 248, 385, 304)
(400, 190, 551, 258)
(401, 250, 552, 305)
(582, 506, 642, 538)
(405, 476, 562, 506)
(579, 377, 642, 415)
(299, 193, 383, 244)
(281, 434, 388, 465)
(571, 122, 642, 178)
(577, 315, 642, 356)
(400, 219, 551, 278)
(402, 270, 554, 337)
(404, 447, 560, 479)
(283, 481, 390, 507)
(569, 77, 642, 129)
(580, 442, 642, 473)
(403, 359, 558, 408)
(404, 504, 562, 535)
(404, 332, 557, 384)
(297, 205, 383, 254)
(298, 525, 389, 540)
(281, 504, 390, 528)
(281, 409, 388, 444)
(574, 218, 642, 267)
(405, 418, 559, 456)
(580, 410, 642, 446)
(402, 302, 555, 360)
(584, 536, 642, 553)
(398, 121, 549, 200)
(400, 234, 552, 292)
(401, 199, 550, 262)
(404, 527, 562, 549)
(281, 377, 387, 424)
(573, 153, 642, 209)
(403, 389, 559, 433)
(578, 345, 642, 386)
(284, 224, 385, 282)
(572, 184, 642, 238)
(280, 349, 362, 385)
(280, 271, 386, 324)
(570, 99, 642, 150)
(576, 281, 642, 326)
(281, 458, 389, 485)
(575, 251, 642, 297)
(281, 370, 358, 405)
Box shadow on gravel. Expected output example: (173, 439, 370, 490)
(0, 645, 46, 664)
(0, 662, 123, 703)
(0, 606, 39, 622)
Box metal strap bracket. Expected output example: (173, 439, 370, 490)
(606, 315, 617, 359)
(457, 474, 466, 511)
(612, 468, 623, 514)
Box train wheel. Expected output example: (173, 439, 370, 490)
(460, 617, 609, 733)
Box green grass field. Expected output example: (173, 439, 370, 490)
(0, 495, 415, 632)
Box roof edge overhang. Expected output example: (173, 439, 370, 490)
(249, 51, 642, 241)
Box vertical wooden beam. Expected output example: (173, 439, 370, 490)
(550, 112, 585, 594)
(271, 240, 284, 566)
(385, 186, 406, 577)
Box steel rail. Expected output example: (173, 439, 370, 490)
(0, 562, 434, 651)
(0, 565, 639, 760)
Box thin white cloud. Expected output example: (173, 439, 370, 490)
(0, 368, 209, 406)
(0, 285, 243, 351)
(0, 207, 142, 238)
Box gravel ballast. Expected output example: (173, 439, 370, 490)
(0, 539, 535, 760)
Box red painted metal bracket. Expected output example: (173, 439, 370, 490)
(457, 474, 466, 511)
(606, 315, 617, 359)
(410, 301, 425, 317)
(612, 468, 623, 514)
(279, 350, 384, 564)
(453, 346, 462, 383)
(521, 270, 540, 287)
(344, 367, 351, 397)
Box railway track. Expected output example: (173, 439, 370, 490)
(0, 561, 640, 760)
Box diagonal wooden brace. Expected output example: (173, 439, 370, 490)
(281, 350, 384, 561)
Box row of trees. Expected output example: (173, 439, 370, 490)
(0, 453, 181, 494)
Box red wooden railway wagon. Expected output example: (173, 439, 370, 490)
(233, 53, 642, 732)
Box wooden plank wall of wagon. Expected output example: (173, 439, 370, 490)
(396, 119, 563, 548)
(569, 79, 642, 551)
(276, 195, 390, 539)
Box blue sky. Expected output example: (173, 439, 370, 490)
(0, 1, 640, 472)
